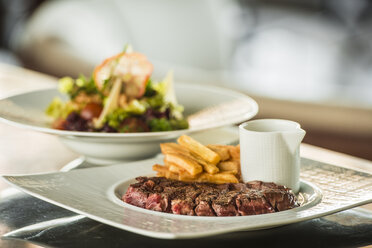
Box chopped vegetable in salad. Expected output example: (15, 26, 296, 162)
(46, 47, 188, 132)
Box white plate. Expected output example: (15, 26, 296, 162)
(3, 157, 372, 239)
(0, 83, 258, 163)
(6, 156, 360, 239)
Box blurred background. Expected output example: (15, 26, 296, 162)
(0, 0, 371, 159)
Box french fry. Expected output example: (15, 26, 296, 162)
(177, 135, 221, 165)
(163, 144, 219, 175)
(168, 163, 195, 177)
(152, 164, 169, 174)
(207, 145, 230, 161)
(160, 143, 190, 155)
(198, 172, 239, 184)
(168, 164, 182, 174)
(218, 170, 237, 175)
(157, 164, 195, 182)
(217, 161, 239, 173)
(164, 153, 203, 176)
(154, 165, 180, 180)
(191, 153, 219, 174)
(178, 171, 199, 182)
(154, 136, 243, 184)
(165, 170, 180, 180)
(200, 162, 219, 175)
(214, 172, 239, 183)
(164, 158, 199, 179)
(226, 145, 240, 160)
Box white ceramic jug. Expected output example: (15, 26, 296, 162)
(239, 119, 306, 193)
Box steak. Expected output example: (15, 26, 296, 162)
(212, 191, 240, 216)
(170, 184, 200, 215)
(194, 189, 219, 216)
(235, 191, 274, 215)
(122, 177, 298, 216)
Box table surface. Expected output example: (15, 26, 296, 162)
(0, 63, 372, 247)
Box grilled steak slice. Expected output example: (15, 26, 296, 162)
(262, 189, 298, 211)
(122, 176, 164, 208)
(194, 188, 219, 216)
(146, 193, 169, 212)
(246, 181, 289, 191)
(171, 198, 195, 215)
(146, 181, 190, 212)
(194, 201, 215, 216)
(235, 191, 274, 215)
(230, 183, 248, 192)
(122, 183, 149, 208)
(123, 177, 298, 216)
(123, 177, 168, 209)
(170, 185, 200, 215)
(212, 191, 240, 216)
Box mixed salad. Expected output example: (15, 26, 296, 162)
(46, 47, 188, 132)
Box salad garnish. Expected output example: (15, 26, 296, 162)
(46, 47, 188, 132)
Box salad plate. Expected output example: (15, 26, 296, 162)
(0, 83, 258, 163)
(2, 157, 372, 239)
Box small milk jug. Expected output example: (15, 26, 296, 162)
(239, 119, 306, 193)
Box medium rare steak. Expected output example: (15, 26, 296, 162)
(235, 191, 274, 215)
(170, 185, 200, 215)
(194, 189, 219, 216)
(212, 191, 240, 216)
(122, 177, 298, 216)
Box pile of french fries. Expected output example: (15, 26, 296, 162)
(153, 135, 241, 184)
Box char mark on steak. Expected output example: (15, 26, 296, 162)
(123, 177, 298, 216)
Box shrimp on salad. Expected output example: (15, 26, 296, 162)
(46, 46, 188, 133)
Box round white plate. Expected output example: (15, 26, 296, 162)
(0, 83, 258, 163)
